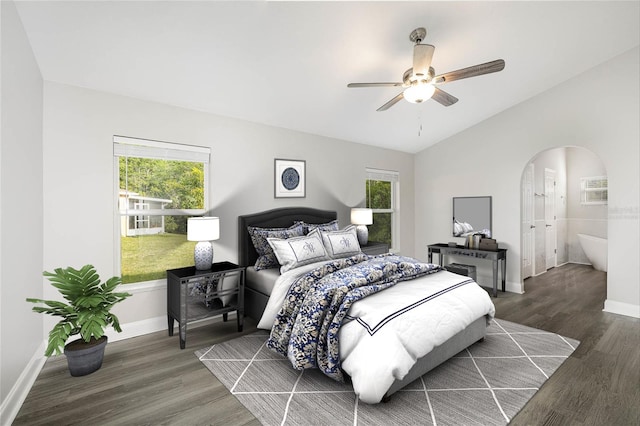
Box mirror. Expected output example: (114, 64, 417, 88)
(453, 196, 492, 238)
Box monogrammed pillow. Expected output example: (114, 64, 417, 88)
(267, 234, 330, 273)
(310, 225, 361, 259)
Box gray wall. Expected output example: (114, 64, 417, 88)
(41, 81, 415, 326)
(0, 0, 44, 418)
(414, 47, 639, 318)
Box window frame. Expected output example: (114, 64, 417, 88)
(113, 136, 210, 288)
(365, 168, 400, 251)
(580, 176, 608, 205)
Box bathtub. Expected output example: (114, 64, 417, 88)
(577, 234, 608, 272)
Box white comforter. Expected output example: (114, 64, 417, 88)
(258, 260, 495, 404)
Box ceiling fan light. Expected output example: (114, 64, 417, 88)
(403, 83, 435, 103)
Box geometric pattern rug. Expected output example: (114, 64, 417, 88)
(196, 319, 579, 426)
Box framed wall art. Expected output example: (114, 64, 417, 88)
(274, 158, 306, 198)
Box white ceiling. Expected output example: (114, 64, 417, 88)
(14, 1, 640, 153)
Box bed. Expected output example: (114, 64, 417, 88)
(238, 207, 495, 404)
(238, 207, 338, 321)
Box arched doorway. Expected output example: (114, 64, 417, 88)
(520, 146, 608, 290)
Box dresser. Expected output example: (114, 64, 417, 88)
(427, 243, 507, 297)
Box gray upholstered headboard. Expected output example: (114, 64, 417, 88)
(238, 207, 337, 267)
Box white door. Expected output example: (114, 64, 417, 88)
(544, 168, 557, 270)
(522, 163, 535, 279)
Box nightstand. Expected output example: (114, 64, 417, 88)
(167, 261, 245, 349)
(361, 241, 390, 255)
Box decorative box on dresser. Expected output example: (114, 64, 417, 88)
(167, 261, 245, 349)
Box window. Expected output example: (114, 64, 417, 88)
(581, 176, 608, 205)
(365, 168, 399, 250)
(114, 136, 210, 284)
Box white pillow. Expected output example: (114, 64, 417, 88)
(267, 234, 330, 273)
(311, 225, 361, 259)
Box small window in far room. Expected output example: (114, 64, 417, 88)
(365, 168, 399, 250)
(580, 176, 608, 205)
(114, 136, 210, 284)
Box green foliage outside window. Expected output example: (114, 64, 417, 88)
(120, 233, 195, 283)
(119, 157, 205, 283)
(366, 179, 392, 246)
(120, 157, 204, 233)
(369, 213, 392, 246)
(366, 180, 391, 209)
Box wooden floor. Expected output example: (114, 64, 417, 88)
(14, 263, 640, 425)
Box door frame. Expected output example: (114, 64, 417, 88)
(544, 168, 557, 270)
(521, 163, 535, 279)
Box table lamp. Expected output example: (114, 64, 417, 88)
(187, 217, 220, 270)
(351, 208, 373, 246)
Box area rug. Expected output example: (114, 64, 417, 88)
(195, 319, 579, 426)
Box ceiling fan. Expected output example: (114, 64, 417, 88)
(347, 27, 505, 111)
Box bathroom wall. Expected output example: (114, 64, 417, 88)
(566, 147, 608, 264)
(526, 146, 606, 273)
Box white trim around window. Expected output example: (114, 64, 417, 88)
(113, 135, 211, 282)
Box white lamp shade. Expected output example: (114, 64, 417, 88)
(187, 217, 220, 241)
(403, 83, 435, 103)
(351, 208, 373, 225)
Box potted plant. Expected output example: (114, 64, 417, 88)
(27, 264, 132, 376)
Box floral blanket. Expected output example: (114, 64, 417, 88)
(266, 254, 442, 382)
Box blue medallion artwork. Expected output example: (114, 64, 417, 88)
(281, 167, 300, 190)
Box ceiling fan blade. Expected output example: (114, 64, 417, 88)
(413, 44, 435, 79)
(431, 87, 458, 107)
(434, 59, 505, 84)
(377, 92, 404, 111)
(347, 82, 403, 88)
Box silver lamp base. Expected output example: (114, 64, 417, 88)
(194, 241, 213, 270)
(355, 225, 369, 246)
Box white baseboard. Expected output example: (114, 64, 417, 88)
(505, 280, 524, 294)
(0, 341, 47, 426)
(603, 299, 640, 319)
(2, 313, 237, 425)
(104, 315, 168, 342)
(476, 280, 523, 295)
(475, 271, 523, 295)
(106, 312, 237, 342)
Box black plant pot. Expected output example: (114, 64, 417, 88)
(64, 336, 108, 377)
